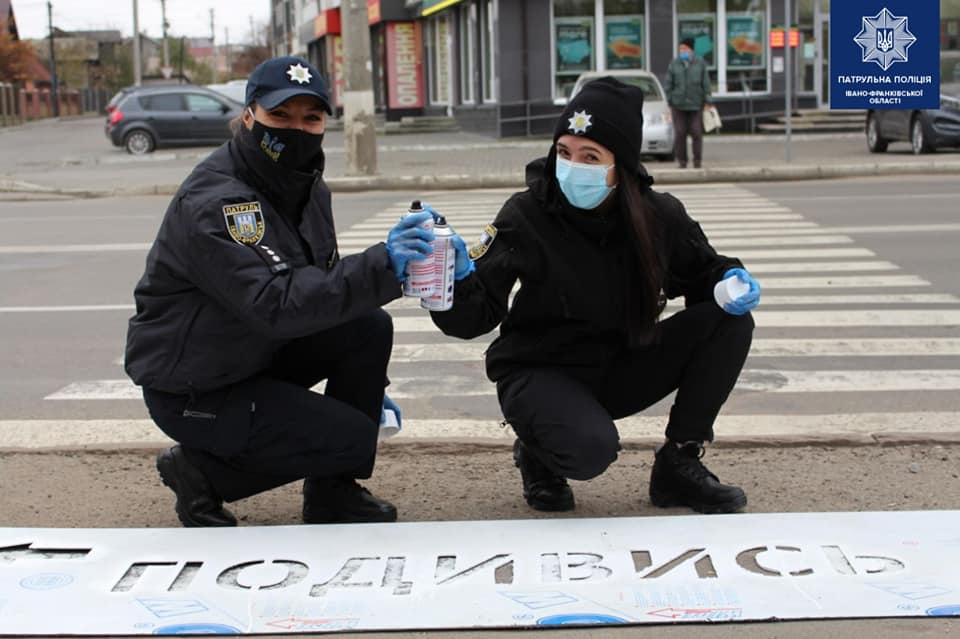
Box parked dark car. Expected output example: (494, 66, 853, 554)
(866, 83, 960, 154)
(105, 85, 243, 154)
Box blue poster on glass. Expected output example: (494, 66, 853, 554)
(830, 2, 940, 109)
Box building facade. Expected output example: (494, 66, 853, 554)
(271, 0, 960, 135)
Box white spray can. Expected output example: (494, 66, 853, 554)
(420, 215, 457, 312)
(401, 200, 436, 298)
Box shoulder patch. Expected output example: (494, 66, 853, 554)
(468, 224, 498, 260)
(222, 201, 265, 246)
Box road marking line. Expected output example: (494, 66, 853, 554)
(0, 243, 151, 254)
(383, 338, 960, 362)
(43, 369, 960, 401)
(386, 309, 957, 331)
(733, 248, 876, 259)
(744, 261, 898, 273)
(4, 412, 960, 448)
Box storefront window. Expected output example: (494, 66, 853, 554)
(554, 0, 595, 98)
(726, 0, 766, 93)
(425, 14, 451, 105)
(459, 4, 476, 103)
(944, 0, 960, 83)
(676, 0, 769, 95)
(604, 1, 645, 70)
(552, 0, 648, 98)
(480, 0, 496, 101)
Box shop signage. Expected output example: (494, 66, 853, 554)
(421, 0, 464, 18)
(368, 0, 380, 24)
(605, 16, 644, 69)
(830, 1, 940, 109)
(677, 13, 715, 68)
(387, 21, 425, 109)
(2, 511, 960, 633)
(314, 8, 341, 37)
(556, 17, 594, 74)
(727, 13, 764, 69)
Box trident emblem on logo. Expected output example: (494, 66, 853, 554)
(876, 29, 894, 52)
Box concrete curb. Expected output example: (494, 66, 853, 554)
(4, 160, 960, 197)
(3, 434, 960, 456)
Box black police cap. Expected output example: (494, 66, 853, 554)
(245, 56, 333, 114)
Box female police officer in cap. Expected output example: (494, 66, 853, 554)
(125, 56, 435, 527)
(431, 77, 760, 514)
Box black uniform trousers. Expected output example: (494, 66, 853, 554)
(143, 309, 393, 502)
(497, 302, 753, 482)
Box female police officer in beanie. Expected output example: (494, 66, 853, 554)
(430, 77, 760, 514)
(125, 56, 436, 527)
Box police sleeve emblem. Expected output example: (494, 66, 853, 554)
(222, 202, 265, 246)
(468, 223, 498, 260)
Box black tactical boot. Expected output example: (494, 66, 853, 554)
(303, 477, 398, 524)
(156, 445, 237, 527)
(513, 439, 575, 512)
(649, 441, 747, 514)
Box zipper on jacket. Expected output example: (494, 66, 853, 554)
(182, 409, 217, 420)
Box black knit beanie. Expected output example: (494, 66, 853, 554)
(553, 76, 645, 174)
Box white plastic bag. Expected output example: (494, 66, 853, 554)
(702, 105, 722, 133)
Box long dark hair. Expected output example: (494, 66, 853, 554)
(617, 166, 663, 344)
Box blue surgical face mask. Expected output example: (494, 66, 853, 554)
(679, 50, 692, 60)
(555, 157, 615, 210)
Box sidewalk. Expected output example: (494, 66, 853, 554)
(1, 116, 959, 196)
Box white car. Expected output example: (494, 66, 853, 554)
(570, 70, 675, 162)
(206, 79, 248, 105)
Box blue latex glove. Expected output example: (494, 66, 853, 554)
(381, 394, 402, 429)
(385, 211, 434, 282)
(422, 202, 442, 223)
(451, 234, 475, 280)
(721, 267, 761, 315)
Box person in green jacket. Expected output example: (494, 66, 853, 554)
(663, 37, 712, 168)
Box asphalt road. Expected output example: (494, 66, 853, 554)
(1, 176, 959, 432)
(2, 175, 960, 636)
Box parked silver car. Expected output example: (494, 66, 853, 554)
(570, 70, 675, 162)
(866, 82, 960, 154)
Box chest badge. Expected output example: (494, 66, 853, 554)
(223, 201, 266, 246)
(468, 223, 498, 260)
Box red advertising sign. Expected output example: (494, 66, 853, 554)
(332, 35, 344, 108)
(368, 0, 381, 24)
(386, 21, 424, 109)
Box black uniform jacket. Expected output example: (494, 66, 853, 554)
(125, 139, 401, 395)
(431, 157, 742, 382)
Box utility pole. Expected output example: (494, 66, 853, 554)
(341, 0, 377, 175)
(159, 0, 169, 69)
(224, 27, 229, 78)
(209, 8, 217, 83)
(249, 15, 255, 46)
(46, 1, 59, 117)
(132, 0, 142, 85)
(784, 0, 792, 162)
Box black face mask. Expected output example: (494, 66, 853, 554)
(242, 119, 325, 173)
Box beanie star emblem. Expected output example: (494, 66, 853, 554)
(567, 110, 593, 134)
(286, 63, 312, 85)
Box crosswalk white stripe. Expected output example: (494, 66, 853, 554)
(387, 292, 959, 311)
(338, 235, 859, 251)
(0, 243, 152, 254)
(733, 248, 876, 259)
(754, 274, 929, 288)
(346, 218, 816, 232)
(386, 309, 959, 332)
(740, 261, 898, 273)
(386, 338, 960, 362)
(43, 369, 960, 401)
(7, 412, 958, 448)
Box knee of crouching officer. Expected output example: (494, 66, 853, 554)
(563, 432, 620, 481)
